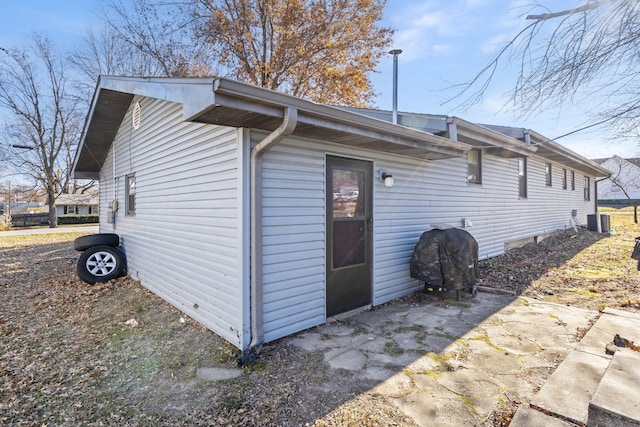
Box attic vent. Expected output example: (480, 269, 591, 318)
(132, 101, 141, 130)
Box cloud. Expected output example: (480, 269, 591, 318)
(387, 1, 476, 61)
(480, 33, 513, 53)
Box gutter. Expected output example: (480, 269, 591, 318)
(241, 107, 298, 364)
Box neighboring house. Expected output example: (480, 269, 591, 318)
(592, 155, 640, 206)
(72, 76, 610, 353)
(55, 192, 99, 216)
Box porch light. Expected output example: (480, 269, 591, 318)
(382, 172, 394, 187)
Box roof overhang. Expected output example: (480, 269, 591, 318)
(527, 130, 611, 177)
(73, 77, 470, 179)
(340, 108, 538, 159)
(448, 118, 537, 158)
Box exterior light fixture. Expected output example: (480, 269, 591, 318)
(382, 172, 394, 187)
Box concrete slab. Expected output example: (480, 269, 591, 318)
(511, 405, 576, 427)
(289, 292, 600, 426)
(196, 366, 242, 381)
(588, 350, 640, 427)
(578, 309, 640, 357)
(530, 349, 610, 424)
(324, 347, 366, 371)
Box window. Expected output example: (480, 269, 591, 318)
(518, 157, 527, 198)
(64, 206, 78, 214)
(545, 163, 552, 187)
(467, 149, 482, 184)
(126, 174, 136, 215)
(562, 169, 567, 190)
(584, 176, 590, 201)
(571, 171, 575, 190)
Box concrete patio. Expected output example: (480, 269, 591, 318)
(290, 290, 640, 426)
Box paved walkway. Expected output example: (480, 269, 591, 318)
(0, 224, 98, 236)
(290, 291, 639, 426)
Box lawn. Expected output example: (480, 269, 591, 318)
(1, 215, 639, 425)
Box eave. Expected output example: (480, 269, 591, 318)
(72, 77, 471, 179)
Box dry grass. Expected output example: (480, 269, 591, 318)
(480, 213, 640, 312)
(1, 215, 639, 426)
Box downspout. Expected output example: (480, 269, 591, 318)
(243, 107, 298, 362)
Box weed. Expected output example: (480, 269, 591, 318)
(384, 340, 403, 357)
(470, 334, 507, 353)
(458, 395, 478, 415)
(350, 324, 368, 336)
(221, 394, 245, 411)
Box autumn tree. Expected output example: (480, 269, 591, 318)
(0, 37, 84, 227)
(192, 0, 393, 106)
(451, 0, 640, 138)
(101, 0, 393, 107)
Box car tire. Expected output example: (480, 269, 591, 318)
(77, 245, 125, 284)
(74, 233, 120, 251)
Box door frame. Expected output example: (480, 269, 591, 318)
(325, 154, 374, 317)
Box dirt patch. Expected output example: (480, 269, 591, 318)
(1, 214, 639, 426)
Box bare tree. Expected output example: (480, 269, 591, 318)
(601, 156, 640, 223)
(99, 0, 393, 107)
(69, 28, 166, 97)
(100, 0, 214, 78)
(450, 0, 640, 138)
(0, 36, 83, 227)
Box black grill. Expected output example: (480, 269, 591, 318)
(410, 227, 479, 299)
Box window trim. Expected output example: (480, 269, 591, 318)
(571, 171, 575, 191)
(562, 169, 567, 190)
(467, 149, 482, 184)
(125, 173, 136, 216)
(518, 157, 527, 199)
(584, 176, 591, 201)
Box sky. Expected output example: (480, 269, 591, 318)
(0, 0, 638, 160)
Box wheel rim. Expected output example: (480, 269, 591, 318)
(85, 251, 118, 276)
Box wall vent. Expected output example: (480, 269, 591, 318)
(132, 101, 141, 130)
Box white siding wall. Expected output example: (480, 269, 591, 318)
(260, 141, 327, 342)
(598, 157, 640, 201)
(99, 97, 248, 348)
(259, 136, 597, 342)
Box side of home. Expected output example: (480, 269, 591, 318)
(55, 193, 99, 216)
(593, 155, 640, 206)
(73, 77, 609, 350)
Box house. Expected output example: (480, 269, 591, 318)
(72, 76, 610, 353)
(55, 192, 99, 216)
(592, 155, 640, 206)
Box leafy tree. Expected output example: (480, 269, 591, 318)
(192, 0, 393, 106)
(0, 37, 84, 227)
(451, 0, 640, 138)
(101, 0, 393, 107)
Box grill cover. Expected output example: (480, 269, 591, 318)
(410, 228, 479, 291)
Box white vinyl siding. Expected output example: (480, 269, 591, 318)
(96, 97, 599, 348)
(258, 134, 598, 341)
(258, 138, 327, 343)
(99, 97, 248, 348)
